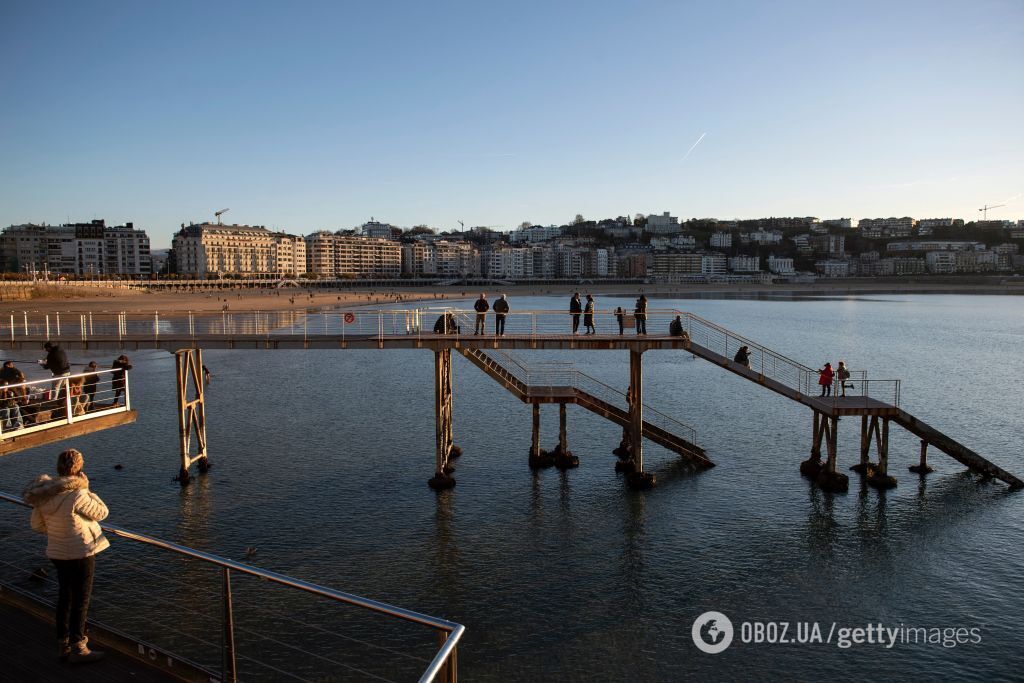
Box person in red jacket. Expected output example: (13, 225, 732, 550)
(818, 362, 834, 397)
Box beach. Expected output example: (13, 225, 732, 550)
(0, 278, 1021, 315)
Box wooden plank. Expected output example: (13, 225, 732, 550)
(0, 411, 137, 457)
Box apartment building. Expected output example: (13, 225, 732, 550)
(646, 212, 680, 234)
(1, 220, 151, 276)
(173, 223, 275, 277)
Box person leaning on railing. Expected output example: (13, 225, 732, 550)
(22, 448, 110, 665)
(110, 355, 132, 406)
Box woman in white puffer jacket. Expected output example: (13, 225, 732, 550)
(23, 448, 110, 664)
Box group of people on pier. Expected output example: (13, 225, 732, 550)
(0, 343, 132, 431)
(817, 361, 853, 397)
(463, 292, 663, 336)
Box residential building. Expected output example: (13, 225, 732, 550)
(809, 233, 845, 257)
(361, 220, 397, 239)
(173, 223, 274, 277)
(701, 253, 727, 275)
(858, 217, 914, 238)
(1, 220, 151, 276)
(822, 218, 853, 229)
(728, 255, 760, 272)
(744, 229, 783, 245)
(815, 260, 850, 278)
(646, 212, 680, 234)
(709, 232, 732, 249)
(886, 240, 981, 253)
(651, 252, 702, 277)
(766, 255, 795, 275)
(925, 251, 957, 274)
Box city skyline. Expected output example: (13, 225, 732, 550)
(2, 1, 1021, 248)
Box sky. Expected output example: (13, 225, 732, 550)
(1, 0, 1022, 248)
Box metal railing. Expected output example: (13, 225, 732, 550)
(0, 491, 463, 682)
(0, 369, 132, 439)
(476, 349, 699, 447)
(0, 307, 901, 406)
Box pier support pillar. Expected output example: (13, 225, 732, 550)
(625, 348, 654, 489)
(552, 402, 578, 470)
(429, 349, 456, 490)
(528, 403, 553, 469)
(909, 439, 934, 475)
(868, 417, 897, 489)
(850, 415, 877, 474)
(802, 412, 847, 492)
(174, 348, 208, 487)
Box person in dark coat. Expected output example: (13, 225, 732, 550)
(493, 294, 510, 336)
(473, 293, 489, 335)
(583, 294, 596, 334)
(570, 292, 582, 334)
(615, 307, 625, 335)
(734, 345, 751, 368)
(40, 342, 71, 377)
(111, 355, 132, 405)
(634, 295, 648, 335)
(0, 360, 27, 401)
(669, 315, 684, 337)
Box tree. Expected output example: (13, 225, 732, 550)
(634, 213, 647, 228)
(409, 225, 436, 235)
(519, 221, 533, 230)
(573, 214, 585, 225)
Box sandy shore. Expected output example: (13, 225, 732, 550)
(0, 279, 1020, 314)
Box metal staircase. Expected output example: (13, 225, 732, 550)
(460, 348, 712, 467)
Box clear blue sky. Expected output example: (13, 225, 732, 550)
(2, 0, 1021, 247)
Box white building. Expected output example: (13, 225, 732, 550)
(360, 220, 396, 239)
(646, 212, 680, 234)
(745, 230, 783, 245)
(709, 232, 732, 249)
(925, 251, 957, 274)
(173, 223, 278, 277)
(767, 255, 795, 275)
(1, 220, 151, 276)
(729, 255, 761, 272)
(815, 260, 850, 278)
(858, 217, 914, 238)
(701, 252, 727, 275)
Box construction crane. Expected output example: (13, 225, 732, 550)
(978, 204, 1005, 220)
(457, 220, 464, 233)
(215, 208, 230, 224)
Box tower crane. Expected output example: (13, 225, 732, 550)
(978, 204, 1005, 220)
(215, 208, 230, 224)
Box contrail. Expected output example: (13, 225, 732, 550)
(681, 132, 707, 161)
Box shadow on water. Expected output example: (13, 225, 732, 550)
(619, 487, 648, 609)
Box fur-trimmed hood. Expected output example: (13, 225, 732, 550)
(23, 473, 87, 507)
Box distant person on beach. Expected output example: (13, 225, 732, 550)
(473, 293, 489, 335)
(734, 345, 751, 368)
(570, 292, 582, 334)
(837, 360, 851, 396)
(583, 294, 596, 334)
(493, 294, 509, 336)
(23, 448, 109, 665)
(634, 295, 647, 335)
(818, 362, 834, 397)
(111, 355, 132, 405)
(615, 307, 625, 335)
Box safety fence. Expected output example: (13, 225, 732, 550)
(0, 307, 900, 407)
(0, 369, 132, 440)
(0, 491, 462, 682)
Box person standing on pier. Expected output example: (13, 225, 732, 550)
(570, 292, 582, 334)
(583, 294, 596, 334)
(23, 448, 109, 665)
(110, 355, 132, 406)
(615, 307, 625, 335)
(634, 295, 648, 335)
(818, 362, 834, 397)
(837, 360, 851, 397)
(473, 293, 489, 335)
(493, 294, 509, 336)
(82, 362, 99, 412)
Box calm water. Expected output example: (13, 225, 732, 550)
(1, 294, 1022, 681)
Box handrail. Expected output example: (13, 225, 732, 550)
(0, 369, 133, 439)
(0, 491, 462, 682)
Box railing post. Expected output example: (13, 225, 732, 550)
(55, 312, 61, 337)
(23, 311, 28, 336)
(89, 311, 94, 336)
(437, 630, 457, 683)
(64, 378, 74, 425)
(45, 314, 50, 339)
(9, 314, 13, 343)
(124, 370, 131, 410)
(154, 311, 159, 338)
(222, 567, 238, 683)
